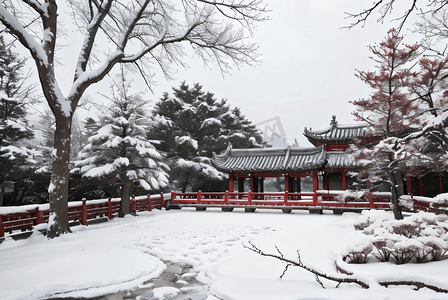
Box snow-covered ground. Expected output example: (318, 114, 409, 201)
(1, 208, 448, 300)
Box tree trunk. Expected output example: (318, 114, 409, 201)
(119, 178, 133, 217)
(389, 172, 404, 220)
(0, 177, 4, 206)
(182, 171, 190, 193)
(47, 115, 72, 238)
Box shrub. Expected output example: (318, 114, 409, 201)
(341, 239, 373, 264)
(389, 220, 421, 238)
(418, 236, 448, 261)
(432, 193, 448, 215)
(370, 235, 394, 262)
(389, 238, 420, 265)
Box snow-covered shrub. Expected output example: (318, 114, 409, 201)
(370, 235, 395, 262)
(335, 190, 368, 203)
(345, 210, 448, 265)
(341, 239, 373, 264)
(353, 210, 393, 231)
(389, 220, 421, 238)
(418, 236, 448, 261)
(432, 193, 448, 215)
(388, 238, 420, 264)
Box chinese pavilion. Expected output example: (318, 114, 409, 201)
(213, 115, 366, 194)
(213, 115, 448, 197)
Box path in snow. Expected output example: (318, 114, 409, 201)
(99, 260, 208, 300)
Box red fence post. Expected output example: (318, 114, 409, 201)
(35, 208, 44, 225)
(197, 190, 202, 203)
(248, 191, 252, 206)
(160, 193, 164, 209)
(369, 192, 374, 208)
(224, 191, 229, 205)
(0, 216, 4, 238)
(81, 198, 88, 226)
(147, 194, 152, 212)
(284, 191, 289, 206)
(107, 198, 112, 219)
(131, 195, 136, 215)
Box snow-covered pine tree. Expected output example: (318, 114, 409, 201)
(404, 55, 448, 173)
(75, 75, 168, 217)
(148, 82, 262, 192)
(0, 37, 37, 206)
(350, 29, 421, 220)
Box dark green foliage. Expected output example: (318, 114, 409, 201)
(148, 82, 263, 192)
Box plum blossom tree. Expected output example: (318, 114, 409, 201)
(0, 0, 268, 237)
(350, 28, 420, 220)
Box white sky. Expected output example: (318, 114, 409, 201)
(18, 1, 423, 147)
(140, 1, 423, 146)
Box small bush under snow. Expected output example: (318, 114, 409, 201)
(344, 211, 448, 264)
(341, 239, 373, 264)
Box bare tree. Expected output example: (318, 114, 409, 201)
(345, 0, 448, 32)
(0, 0, 268, 238)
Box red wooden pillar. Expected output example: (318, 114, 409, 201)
(342, 170, 346, 191)
(229, 173, 234, 192)
(107, 198, 113, 220)
(81, 198, 88, 226)
(160, 193, 164, 209)
(369, 191, 374, 208)
(35, 208, 44, 225)
(147, 194, 152, 212)
(0, 216, 4, 238)
(130, 195, 136, 215)
(406, 176, 412, 195)
(250, 175, 254, 192)
(313, 171, 318, 205)
(285, 174, 290, 193)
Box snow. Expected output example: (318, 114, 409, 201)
(1, 209, 448, 299)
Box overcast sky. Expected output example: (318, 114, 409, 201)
(141, 1, 422, 147)
(20, 1, 422, 147)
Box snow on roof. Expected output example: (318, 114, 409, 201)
(304, 115, 367, 146)
(213, 144, 327, 173)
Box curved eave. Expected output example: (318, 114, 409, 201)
(213, 146, 327, 174)
(304, 125, 366, 146)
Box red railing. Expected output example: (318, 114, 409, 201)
(169, 190, 392, 210)
(0, 193, 166, 238)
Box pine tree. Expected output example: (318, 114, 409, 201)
(74, 75, 168, 216)
(148, 82, 262, 192)
(0, 36, 36, 205)
(350, 29, 420, 220)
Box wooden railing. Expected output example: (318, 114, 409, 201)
(169, 190, 392, 210)
(0, 193, 166, 238)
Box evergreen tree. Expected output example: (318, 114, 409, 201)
(74, 75, 168, 217)
(0, 36, 36, 205)
(148, 82, 262, 192)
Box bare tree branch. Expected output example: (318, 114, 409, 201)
(243, 241, 370, 289)
(246, 241, 448, 294)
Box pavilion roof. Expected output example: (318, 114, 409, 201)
(213, 144, 360, 174)
(326, 152, 358, 170)
(213, 145, 327, 174)
(304, 115, 367, 146)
